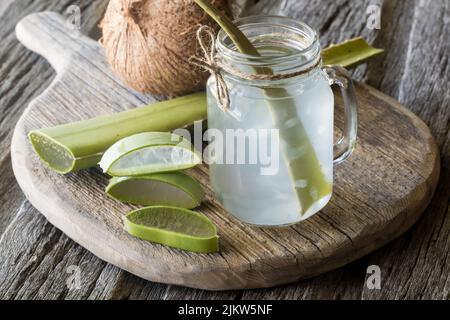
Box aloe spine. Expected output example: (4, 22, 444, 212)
(29, 92, 207, 174)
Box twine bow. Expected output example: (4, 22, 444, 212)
(190, 26, 323, 111)
(189, 26, 231, 111)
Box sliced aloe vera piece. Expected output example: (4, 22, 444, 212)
(106, 172, 204, 208)
(123, 206, 219, 253)
(28, 92, 206, 174)
(29, 34, 380, 177)
(99, 132, 201, 176)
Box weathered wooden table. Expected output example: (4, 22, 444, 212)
(0, 0, 448, 300)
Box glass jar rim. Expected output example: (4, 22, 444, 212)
(216, 15, 321, 67)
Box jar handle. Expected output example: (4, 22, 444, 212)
(323, 66, 359, 164)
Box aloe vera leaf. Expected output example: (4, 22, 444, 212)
(106, 172, 204, 208)
(99, 132, 202, 176)
(28, 29, 380, 179)
(29, 92, 207, 174)
(124, 206, 219, 253)
(263, 88, 333, 209)
(322, 37, 384, 68)
(194, 0, 332, 214)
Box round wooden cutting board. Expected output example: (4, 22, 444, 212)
(11, 12, 440, 290)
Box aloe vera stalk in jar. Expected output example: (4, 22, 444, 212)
(194, 0, 333, 215)
(28, 27, 381, 178)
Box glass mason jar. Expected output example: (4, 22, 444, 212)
(206, 16, 358, 226)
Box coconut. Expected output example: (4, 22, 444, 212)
(100, 0, 230, 97)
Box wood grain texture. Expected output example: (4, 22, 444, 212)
(0, 0, 108, 234)
(9, 10, 439, 291)
(362, 0, 450, 300)
(0, 1, 106, 236)
(0, 0, 448, 299)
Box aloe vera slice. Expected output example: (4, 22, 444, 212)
(106, 172, 204, 208)
(322, 37, 384, 68)
(123, 206, 219, 253)
(28, 36, 380, 177)
(28, 92, 206, 174)
(99, 132, 201, 176)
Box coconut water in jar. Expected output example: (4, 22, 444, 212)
(206, 16, 358, 226)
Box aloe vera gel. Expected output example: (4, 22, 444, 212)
(207, 16, 358, 226)
(208, 74, 334, 225)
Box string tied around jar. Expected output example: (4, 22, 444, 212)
(189, 25, 321, 111)
(189, 25, 231, 111)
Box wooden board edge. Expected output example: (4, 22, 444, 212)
(9, 86, 441, 290)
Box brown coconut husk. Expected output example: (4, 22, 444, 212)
(100, 0, 230, 97)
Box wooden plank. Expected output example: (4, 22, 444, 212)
(0, 156, 25, 234)
(10, 8, 439, 292)
(0, 0, 54, 233)
(0, 0, 237, 299)
(240, 0, 383, 300)
(0, 0, 14, 17)
(0, 0, 448, 299)
(0, 203, 105, 299)
(366, 0, 417, 98)
(0, 0, 108, 232)
(0, 0, 135, 300)
(243, 0, 450, 300)
(0, 0, 234, 300)
(362, 0, 450, 300)
(241, 0, 381, 81)
(241, 257, 369, 300)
